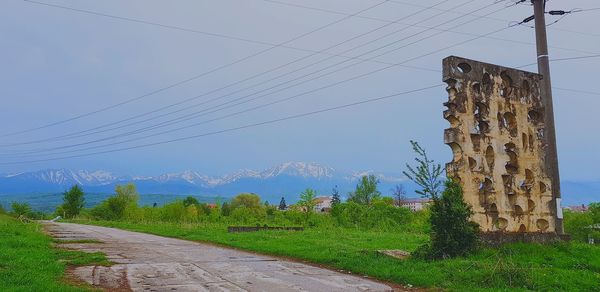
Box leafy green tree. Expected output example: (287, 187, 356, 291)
(278, 197, 287, 210)
(347, 175, 381, 205)
(183, 196, 200, 207)
(221, 202, 232, 216)
(424, 180, 479, 259)
(331, 186, 341, 207)
(61, 185, 85, 218)
(115, 183, 139, 205)
(91, 183, 139, 220)
(403, 140, 444, 200)
(230, 193, 261, 209)
(298, 188, 317, 221)
(11, 202, 32, 217)
(0, 203, 6, 214)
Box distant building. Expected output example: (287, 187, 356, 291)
(399, 198, 432, 211)
(564, 204, 588, 212)
(207, 203, 217, 209)
(313, 196, 333, 213)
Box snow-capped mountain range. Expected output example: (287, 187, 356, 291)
(0, 162, 406, 198)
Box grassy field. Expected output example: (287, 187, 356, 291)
(0, 215, 109, 291)
(74, 219, 600, 291)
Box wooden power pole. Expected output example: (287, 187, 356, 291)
(532, 0, 563, 234)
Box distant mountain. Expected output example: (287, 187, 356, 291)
(0, 162, 407, 204)
(1, 162, 598, 207)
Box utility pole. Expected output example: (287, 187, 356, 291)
(532, 0, 563, 234)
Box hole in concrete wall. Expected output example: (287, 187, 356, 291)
(482, 73, 492, 94)
(525, 169, 534, 185)
(448, 142, 463, 162)
(468, 157, 477, 171)
(496, 217, 509, 230)
(503, 112, 517, 129)
(539, 182, 547, 193)
(522, 80, 531, 97)
(528, 110, 542, 125)
(457, 62, 472, 74)
(515, 205, 525, 216)
(497, 112, 504, 130)
(474, 102, 489, 118)
(485, 146, 495, 170)
(528, 199, 536, 212)
(505, 143, 518, 174)
(529, 133, 535, 150)
(537, 128, 545, 139)
(500, 71, 513, 88)
(522, 133, 528, 151)
(477, 121, 490, 134)
(472, 82, 481, 94)
(471, 134, 481, 152)
(502, 174, 514, 195)
(480, 178, 494, 196)
(518, 224, 527, 232)
(536, 219, 549, 231)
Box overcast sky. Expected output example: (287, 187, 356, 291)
(1, 0, 598, 179)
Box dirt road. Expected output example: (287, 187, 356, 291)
(44, 222, 395, 291)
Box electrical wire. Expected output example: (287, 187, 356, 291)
(2, 2, 516, 158)
(6, 0, 390, 137)
(0, 84, 443, 165)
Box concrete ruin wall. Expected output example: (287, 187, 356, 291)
(443, 56, 556, 233)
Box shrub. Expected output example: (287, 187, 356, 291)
(11, 202, 32, 218)
(230, 193, 261, 209)
(90, 183, 140, 220)
(332, 201, 413, 231)
(425, 180, 479, 259)
(0, 203, 6, 214)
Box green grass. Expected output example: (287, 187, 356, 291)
(73, 219, 600, 291)
(0, 215, 109, 291)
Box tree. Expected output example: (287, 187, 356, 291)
(183, 196, 200, 207)
(403, 140, 444, 200)
(61, 185, 85, 218)
(426, 180, 479, 259)
(331, 185, 341, 207)
(347, 175, 381, 205)
(90, 183, 139, 220)
(298, 188, 317, 221)
(115, 183, 139, 205)
(11, 202, 32, 217)
(391, 184, 407, 207)
(230, 193, 261, 209)
(278, 197, 287, 210)
(221, 202, 232, 216)
(0, 203, 5, 214)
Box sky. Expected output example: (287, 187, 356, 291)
(0, 0, 599, 179)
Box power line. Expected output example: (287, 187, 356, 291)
(10, 0, 595, 141)
(6, 0, 390, 137)
(3, 2, 516, 158)
(3, 0, 452, 147)
(516, 53, 600, 68)
(0, 84, 443, 164)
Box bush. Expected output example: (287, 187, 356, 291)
(424, 180, 479, 259)
(90, 183, 139, 220)
(11, 202, 32, 218)
(0, 203, 6, 214)
(230, 193, 261, 210)
(332, 201, 413, 231)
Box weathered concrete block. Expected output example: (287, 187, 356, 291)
(442, 56, 557, 236)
